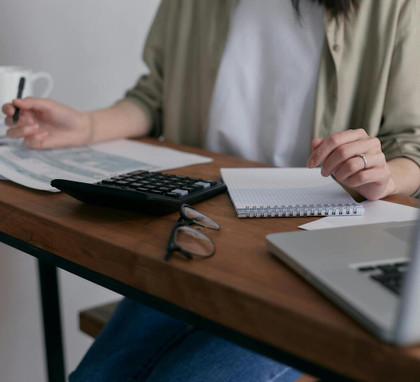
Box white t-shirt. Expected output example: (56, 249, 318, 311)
(205, 0, 324, 167)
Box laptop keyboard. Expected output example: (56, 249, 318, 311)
(358, 261, 409, 296)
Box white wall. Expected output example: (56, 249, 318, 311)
(0, 1, 159, 381)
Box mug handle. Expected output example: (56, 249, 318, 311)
(31, 71, 54, 98)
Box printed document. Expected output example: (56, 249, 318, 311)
(0, 139, 212, 192)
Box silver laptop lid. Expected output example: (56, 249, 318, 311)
(394, 215, 420, 345)
(266, 216, 419, 344)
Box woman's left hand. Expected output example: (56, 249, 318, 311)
(307, 129, 396, 200)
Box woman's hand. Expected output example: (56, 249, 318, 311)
(306, 129, 397, 200)
(2, 97, 91, 149)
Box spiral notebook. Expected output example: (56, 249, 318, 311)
(220, 168, 364, 218)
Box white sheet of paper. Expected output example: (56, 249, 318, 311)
(299, 200, 418, 230)
(0, 139, 212, 192)
(0, 121, 7, 136)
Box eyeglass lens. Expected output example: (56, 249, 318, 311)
(181, 205, 220, 230)
(174, 225, 215, 257)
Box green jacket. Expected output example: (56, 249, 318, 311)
(125, 0, 420, 171)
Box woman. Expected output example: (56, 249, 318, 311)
(3, 0, 420, 380)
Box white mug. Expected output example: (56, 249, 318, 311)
(0, 66, 54, 120)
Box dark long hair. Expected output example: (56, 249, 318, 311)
(291, 0, 359, 18)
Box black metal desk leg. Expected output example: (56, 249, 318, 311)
(38, 260, 66, 382)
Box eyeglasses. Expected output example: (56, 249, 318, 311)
(165, 204, 220, 261)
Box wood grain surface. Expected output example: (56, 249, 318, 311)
(0, 137, 419, 381)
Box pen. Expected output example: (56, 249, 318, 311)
(12, 77, 26, 124)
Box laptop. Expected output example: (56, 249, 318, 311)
(266, 217, 420, 345)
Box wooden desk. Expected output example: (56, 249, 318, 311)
(0, 138, 419, 382)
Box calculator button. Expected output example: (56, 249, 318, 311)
(172, 189, 189, 196)
(115, 180, 129, 186)
(194, 181, 211, 188)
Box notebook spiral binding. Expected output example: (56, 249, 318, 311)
(238, 203, 364, 218)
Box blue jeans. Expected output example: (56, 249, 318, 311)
(69, 298, 302, 382)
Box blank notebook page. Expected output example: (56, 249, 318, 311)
(220, 168, 363, 217)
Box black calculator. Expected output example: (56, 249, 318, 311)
(51, 170, 227, 215)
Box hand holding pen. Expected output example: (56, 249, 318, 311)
(2, 96, 92, 149)
(13, 77, 26, 124)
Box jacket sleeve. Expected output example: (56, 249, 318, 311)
(378, 0, 420, 183)
(124, 1, 171, 138)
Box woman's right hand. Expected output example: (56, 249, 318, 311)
(2, 97, 92, 149)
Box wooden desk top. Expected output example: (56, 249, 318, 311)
(0, 138, 419, 381)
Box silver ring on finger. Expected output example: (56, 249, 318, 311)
(359, 153, 368, 169)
